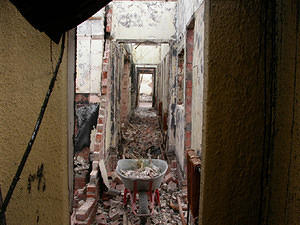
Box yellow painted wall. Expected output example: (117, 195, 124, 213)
(200, 1, 300, 224)
(268, 1, 300, 224)
(201, 1, 265, 224)
(0, 1, 69, 224)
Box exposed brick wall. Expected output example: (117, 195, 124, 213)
(185, 25, 194, 151)
(120, 59, 131, 124)
(73, 5, 113, 225)
(74, 86, 108, 225)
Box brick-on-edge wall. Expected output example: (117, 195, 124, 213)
(72, 6, 113, 225)
(184, 23, 194, 152)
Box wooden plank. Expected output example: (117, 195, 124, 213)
(177, 196, 186, 225)
(0, 185, 7, 225)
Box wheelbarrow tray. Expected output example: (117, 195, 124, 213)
(116, 159, 168, 192)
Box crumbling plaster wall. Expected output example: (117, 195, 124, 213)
(112, 1, 177, 41)
(76, 9, 105, 94)
(177, 0, 203, 39)
(191, 3, 205, 154)
(160, 44, 171, 115)
(0, 1, 69, 224)
(131, 44, 161, 65)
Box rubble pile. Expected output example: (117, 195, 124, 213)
(95, 170, 188, 225)
(93, 107, 188, 224)
(120, 161, 161, 179)
(120, 108, 162, 159)
(74, 155, 89, 175)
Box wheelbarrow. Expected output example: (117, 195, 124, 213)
(116, 159, 168, 224)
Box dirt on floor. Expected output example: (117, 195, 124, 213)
(95, 107, 188, 225)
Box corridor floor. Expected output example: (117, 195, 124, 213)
(95, 107, 188, 225)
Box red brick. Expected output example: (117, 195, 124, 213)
(97, 124, 104, 133)
(101, 86, 107, 95)
(171, 160, 177, 169)
(186, 62, 193, 72)
(87, 184, 97, 193)
(94, 143, 101, 152)
(185, 131, 191, 139)
(102, 78, 107, 86)
(75, 176, 86, 190)
(76, 198, 96, 221)
(98, 116, 104, 124)
(77, 147, 90, 161)
(185, 105, 192, 113)
(187, 51, 193, 63)
(186, 80, 193, 88)
(102, 71, 108, 79)
(186, 87, 193, 97)
(186, 113, 191, 123)
(96, 133, 103, 143)
(99, 108, 105, 116)
(186, 96, 192, 105)
(185, 138, 191, 149)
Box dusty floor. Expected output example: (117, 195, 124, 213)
(95, 107, 187, 225)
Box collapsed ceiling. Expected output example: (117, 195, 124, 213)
(9, 0, 111, 43)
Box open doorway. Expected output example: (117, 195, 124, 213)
(138, 73, 153, 108)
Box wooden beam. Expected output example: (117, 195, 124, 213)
(177, 196, 186, 225)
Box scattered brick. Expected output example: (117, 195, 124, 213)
(76, 198, 96, 221)
(96, 214, 107, 225)
(168, 181, 178, 192)
(115, 184, 124, 192)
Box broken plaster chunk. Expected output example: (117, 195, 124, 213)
(99, 159, 110, 188)
(109, 206, 120, 221)
(96, 214, 107, 225)
(168, 181, 178, 192)
(92, 161, 99, 171)
(89, 170, 98, 184)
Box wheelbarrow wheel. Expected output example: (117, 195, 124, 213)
(139, 192, 149, 225)
(140, 217, 147, 225)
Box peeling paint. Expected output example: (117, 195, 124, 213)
(112, 1, 176, 40)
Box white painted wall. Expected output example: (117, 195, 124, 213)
(112, 1, 177, 41)
(139, 74, 153, 96)
(132, 44, 161, 65)
(177, 0, 203, 38)
(175, 105, 185, 171)
(76, 8, 105, 93)
(160, 44, 170, 61)
(191, 4, 205, 154)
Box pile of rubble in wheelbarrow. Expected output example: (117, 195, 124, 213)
(94, 161, 188, 225)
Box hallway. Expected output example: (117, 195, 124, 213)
(95, 107, 187, 225)
(1, 0, 300, 225)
